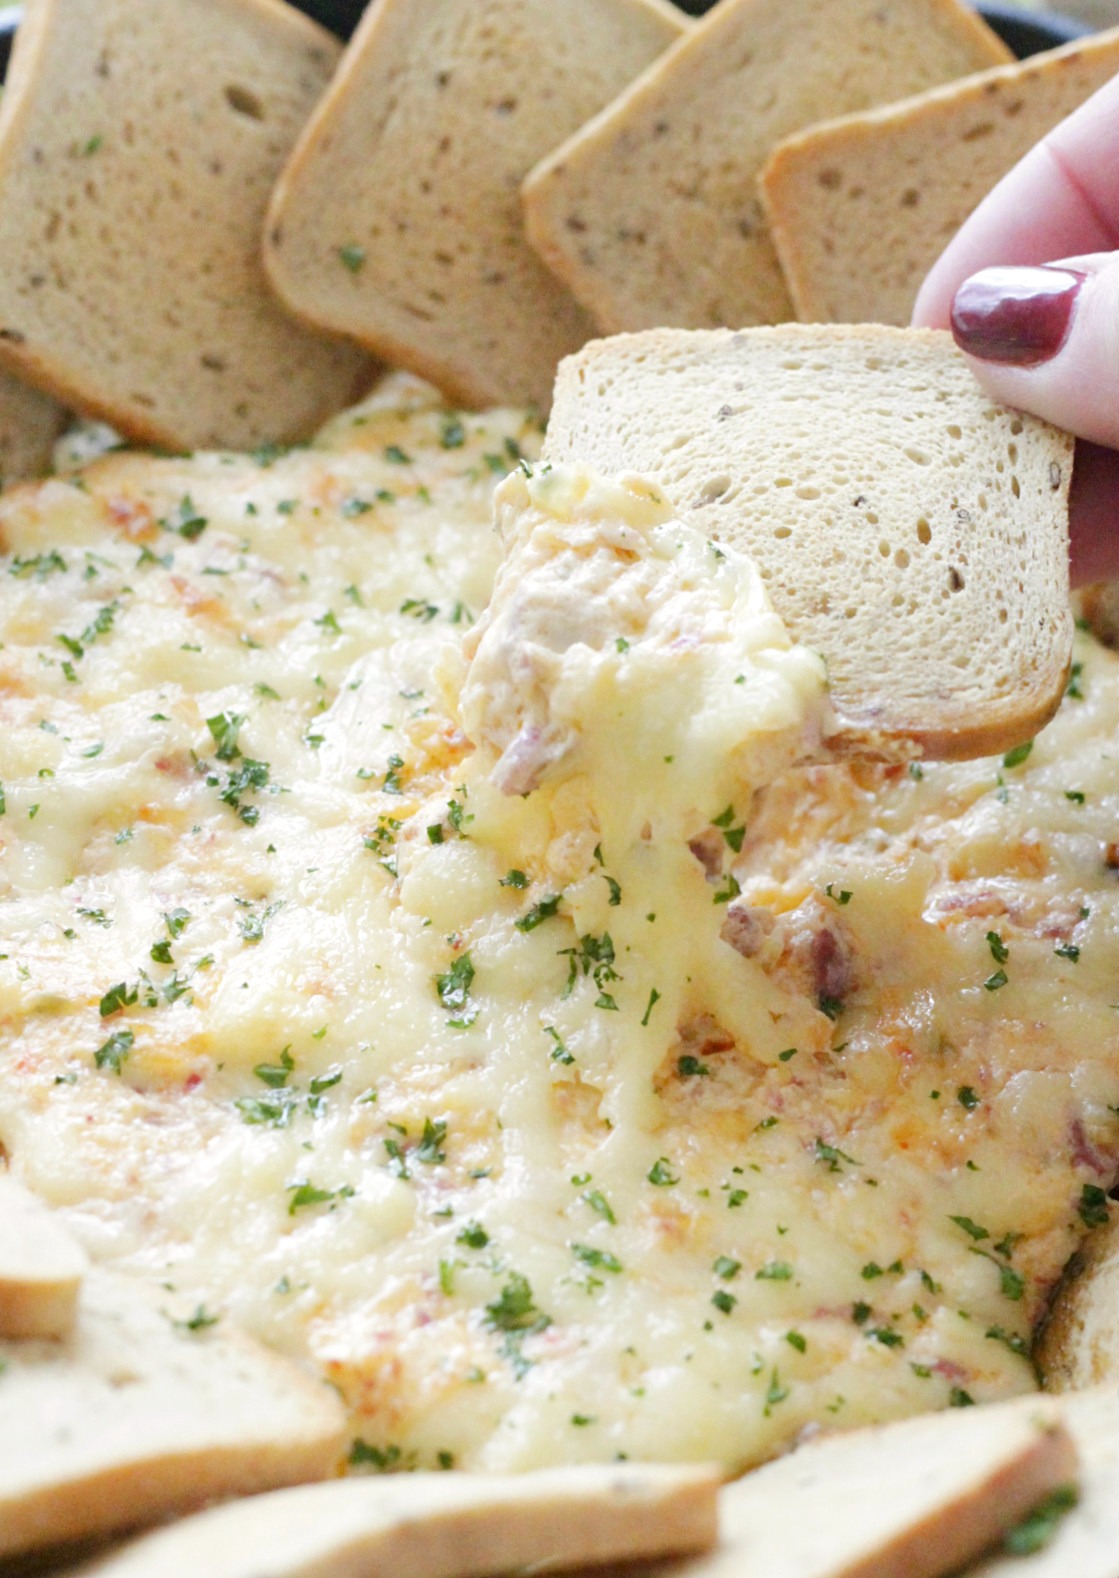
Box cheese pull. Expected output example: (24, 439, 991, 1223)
(0, 1173, 88, 1339)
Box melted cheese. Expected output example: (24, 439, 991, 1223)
(2, 379, 1119, 1475)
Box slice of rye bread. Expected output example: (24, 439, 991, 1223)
(520, 0, 1010, 339)
(264, 0, 686, 412)
(559, 1395, 1076, 1578)
(1034, 1214, 1119, 1391)
(0, 370, 65, 483)
(761, 29, 1119, 328)
(544, 325, 1073, 761)
(968, 1388, 1118, 1577)
(0, 0, 372, 452)
(0, 1266, 346, 1559)
(64, 1464, 719, 1578)
(0, 1174, 88, 1339)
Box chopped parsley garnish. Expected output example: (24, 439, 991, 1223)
(161, 495, 208, 540)
(338, 244, 366, 273)
(287, 1179, 351, 1216)
(1002, 740, 1033, 769)
(98, 980, 137, 1018)
(712, 805, 746, 853)
(515, 894, 562, 933)
(500, 869, 528, 889)
(435, 953, 478, 1027)
(986, 931, 1009, 964)
(677, 1055, 710, 1078)
(957, 1085, 979, 1110)
(484, 1272, 548, 1333)
(1003, 1486, 1078, 1555)
(814, 1139, 858, 1172)
(641, 988, 661, 1027)
(756, 1261, 793, 1281)
(713, 871, 741, 905)
(572, 1243, 622, 1274)
(949, 1387, 975, 1407)
(544, 1026, 573, 1065)
(456, 1222, 489, 1249)
(983, 969, 1008, 991)
(647, 1157, 678, 1187)
(93, 1028, 134, 1074)
(711, 1290, 737, 1315)
(253, 1048, 294, 1089)
(415, 1116, 448, 1164)
(713, 1256, 741, 1281)
(1055, 942, 1080, 962)
(583, 1189, 615, 1225)
(1079, 1183, 1110, 1229)
(949, 1215, 989, 1241)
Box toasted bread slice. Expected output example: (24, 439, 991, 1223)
(0, 1267, 346, 1558)
(544, 325, 1072, 760)
(0, 0, 372, 451)
(64, 1464, 719, 1578)
(264, 0, 686, 411)
(1035, 1212, 1119, 1391)
(761, 30, 1119, 328)
(560, 1396, 1074, 1578)
(0, 1174, 87, 1339)
(521, 0, 1010, 338)
(0, 370, 65, 483)
(969, 1387, 1116, 1577)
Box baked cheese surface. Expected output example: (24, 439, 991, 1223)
(1, 376, 1119, 1473)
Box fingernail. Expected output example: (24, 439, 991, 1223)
(950, 265, 1086, 366)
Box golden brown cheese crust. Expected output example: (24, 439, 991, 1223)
(1, 382, 1118, 1474)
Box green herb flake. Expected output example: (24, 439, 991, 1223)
(93, 1028, 134, 1074)
(1002, 740, 1033, 769)
(756, 1261, 793, 1282)
(1079, 1183, 1110, 1229)
(647, 1157, 678, 1187)
(1003, 1486, 1078, 1556)
(713, 1256, 741, 1281)
(338, 244, 366, 273)
(572, 1243, 623, 1274)
(98, 980, 137, 1018)
(515, 894, 562, 933)
(161, 495, 208, 540)
(254, 1047, 294, 1089)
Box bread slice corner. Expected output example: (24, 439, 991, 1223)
(264, 0, 686, 411)
(0, 1266, 347, 1558)
(760, 27, 1119, 328)
(0, 0, 373, 451)
(521, 0, 1011, 339)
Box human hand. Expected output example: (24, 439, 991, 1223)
(912, 69, 1119, 586)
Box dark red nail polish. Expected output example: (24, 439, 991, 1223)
(950, 265, 1086, 366)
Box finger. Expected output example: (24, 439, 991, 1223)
(943, 254, 1119, 450)
(1069, 440, 1119, 588)
(913, 69, 1119, 328)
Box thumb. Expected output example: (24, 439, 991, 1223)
(948, 253, 1119, 450)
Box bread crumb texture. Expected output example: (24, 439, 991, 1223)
(266, 0, 684, 410)
(546, 326, 1071, 757)
(762, 29, 1119, 326)
(0, 0, 372, 450)
(521, 0, 1010, 336)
